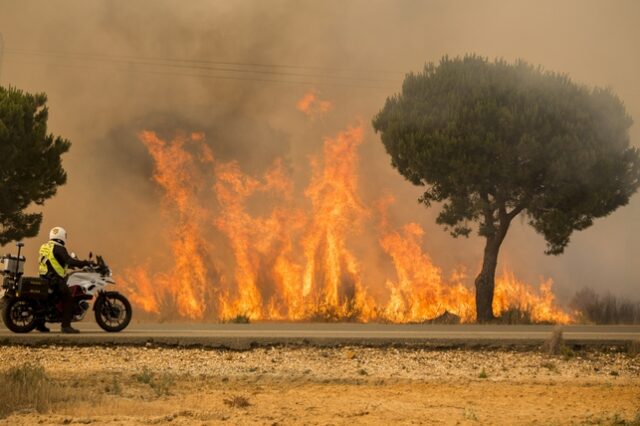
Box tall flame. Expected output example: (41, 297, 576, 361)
(377, 197, 475, 322)
(123, 103, 571, 324)
(126, 131, 218, 320)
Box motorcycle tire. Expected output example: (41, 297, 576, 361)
(94, 292, 132, 332)
(2, 297, 38, 333)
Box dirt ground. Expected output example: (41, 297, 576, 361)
(0, 345, 638, 425)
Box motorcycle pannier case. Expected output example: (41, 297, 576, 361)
(17, 277, 49, 300)
(2, 255, 25, 275)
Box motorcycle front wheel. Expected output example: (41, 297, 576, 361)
(2, 297, 38, 333)
(94, 292, 132, 332)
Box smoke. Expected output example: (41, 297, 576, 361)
(0, 0, 638, 304)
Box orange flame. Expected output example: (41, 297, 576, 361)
(494, 271, 571, 323)
(125, 131, 218, 320)
(296, 90, 332, 119)
(122, 110, 572, 324)
(377, 197, 475, 322)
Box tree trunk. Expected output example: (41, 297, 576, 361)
(474, 237, 500, 323)
(475, 216, 511, 323)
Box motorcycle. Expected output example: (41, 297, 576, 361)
(1, 242, 132, 333)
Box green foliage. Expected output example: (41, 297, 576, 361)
(0, 85, 70, 245)
(373, 55, 640, 255)
(478, 368, 488, 379)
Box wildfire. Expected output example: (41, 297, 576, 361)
(377, 198, 475, 322)
(123, 100, 572, 324)
(296, 90, 332, 119)
(126, 131, 219, 320)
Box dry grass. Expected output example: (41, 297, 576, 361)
(0, 363, 72, 418)
(496, 306, 533, 325)
(0, 347, 638, 424)
(133, 366, 176, 396)
(223, 395, 251, 409)
(540, 361, 558, 373)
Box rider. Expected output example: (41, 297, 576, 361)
(37, 227, 92, 334)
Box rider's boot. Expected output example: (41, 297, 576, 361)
(61, 325, 80, 334)
(60, 291, 78, 333)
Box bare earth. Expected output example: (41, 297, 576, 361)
(0, 345, 638, 425)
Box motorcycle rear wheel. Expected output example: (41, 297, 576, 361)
(94, 292, 132, 332)
(2, 297, 38, 333)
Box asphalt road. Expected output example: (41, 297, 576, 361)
(1, 322, 638, 349)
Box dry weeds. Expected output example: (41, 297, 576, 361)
(223, 394, 251, 409)
(0, 345, 637, 424)
(0, 363, 74, 419)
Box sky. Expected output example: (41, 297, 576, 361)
(0, 0, 638, 303)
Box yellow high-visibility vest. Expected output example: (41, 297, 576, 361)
(38, 241, 66, 277)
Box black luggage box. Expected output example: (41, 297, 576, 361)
(17, 277, 49, 299)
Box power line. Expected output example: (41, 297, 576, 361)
(5, 56, 398, 91)
(5, 49, 397, 85)
(4, 48, 405, 88)
(6, 47, 405, 76)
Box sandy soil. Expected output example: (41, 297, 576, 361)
(0, 345, 638, 425)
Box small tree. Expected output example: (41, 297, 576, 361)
(372, 55, 640, 322)
(0, 86, 70, 245)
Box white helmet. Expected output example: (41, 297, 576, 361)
(49, 226, 67, 244)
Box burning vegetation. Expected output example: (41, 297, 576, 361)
(296, 90, 332, 119)
(123, 93, 570, 324)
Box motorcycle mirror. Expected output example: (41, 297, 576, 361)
(16, 242, 24, 248)
(89, 252, 93, 259)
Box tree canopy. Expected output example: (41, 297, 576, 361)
(0, 85, 70, 245)
(373, 55, 640, 321)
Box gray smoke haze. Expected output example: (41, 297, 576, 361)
(0, 0, 638, 304)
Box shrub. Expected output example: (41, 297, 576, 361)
(106, 376, 122, 396)
(560, 345, 575, 360)
(225, 314, 251, 324)
(0, 363, 65, 418)
(133, 367, 175, 396)
(223, 395, 251, 408)
(570, 288, 640, 324)
(133, 366, 154, 385)
(495, 307, 533, 325)
(151, 373, 176, 396)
